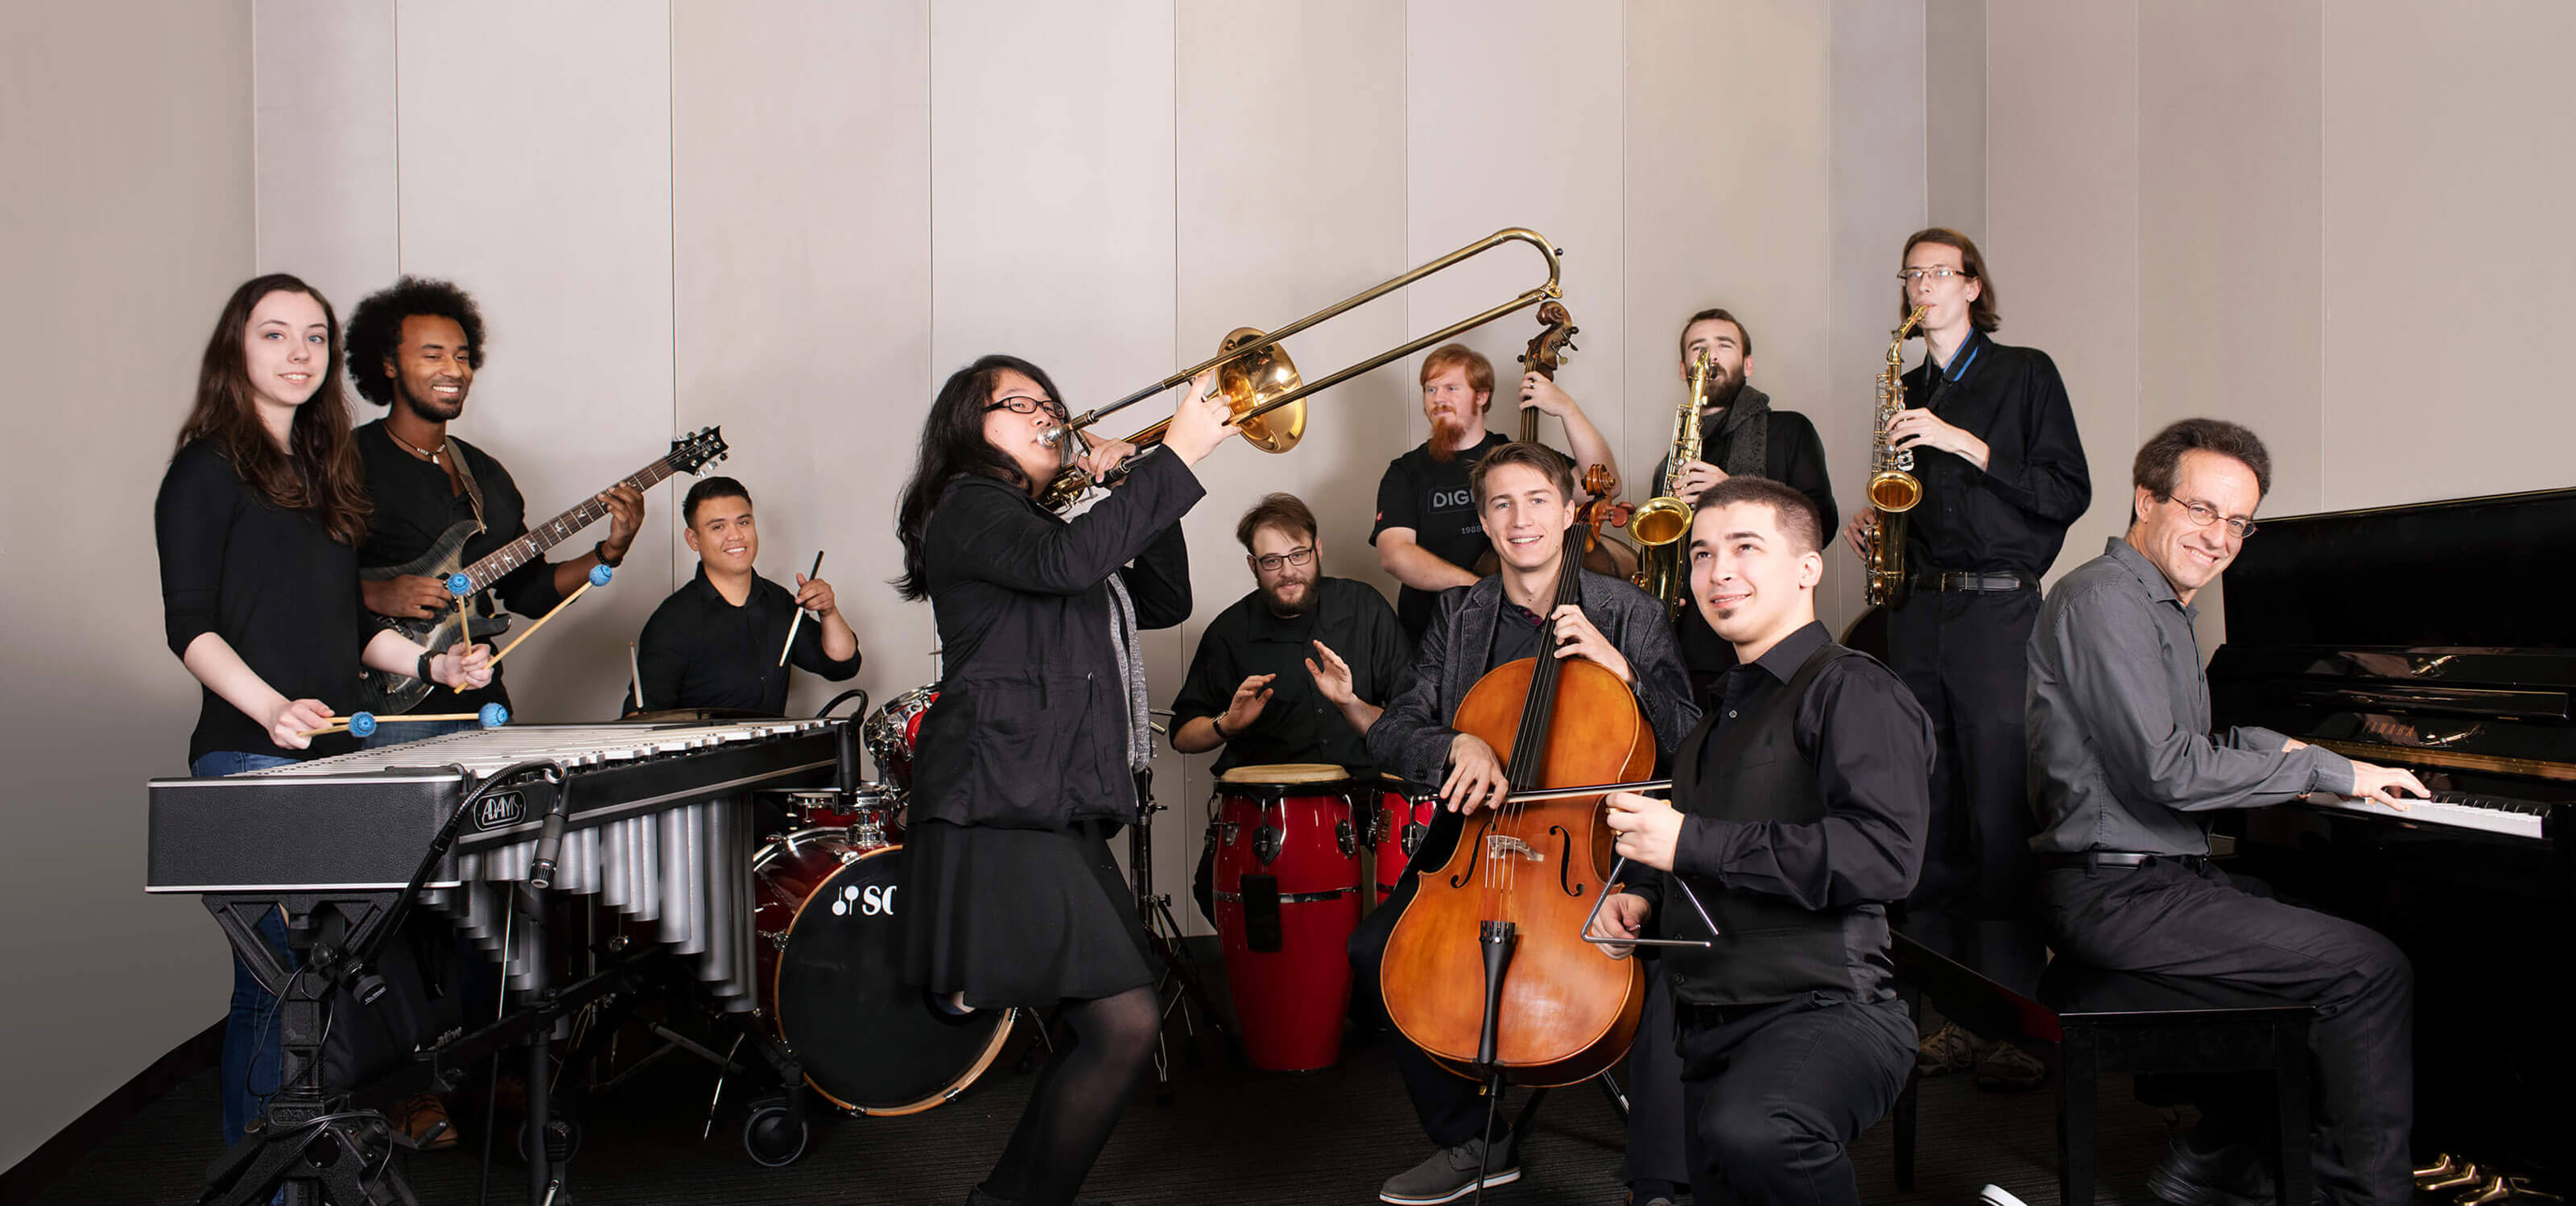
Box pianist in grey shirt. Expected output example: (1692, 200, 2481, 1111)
(2026, 419, 2425, 1206)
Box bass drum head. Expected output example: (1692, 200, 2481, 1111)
(774, 845, 1015, 1115)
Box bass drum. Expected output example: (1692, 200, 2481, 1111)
(753, 829, 1016, 1114)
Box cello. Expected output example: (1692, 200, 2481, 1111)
(1379, 522, 1651, 1086)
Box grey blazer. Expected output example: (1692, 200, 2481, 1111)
(1366, 570, 1701, 787)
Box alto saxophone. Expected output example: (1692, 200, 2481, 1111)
(1864, 305, 1930, 607)
(1629, 350, 1711, 618)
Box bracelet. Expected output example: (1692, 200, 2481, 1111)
(593, 539, 625, 569)
(416, 649, 438, 684)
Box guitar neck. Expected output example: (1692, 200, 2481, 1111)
(460, 456, 681, 592)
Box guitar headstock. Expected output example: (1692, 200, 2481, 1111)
(1518, 299, 1579, 380)
(671, 426, 730, 474)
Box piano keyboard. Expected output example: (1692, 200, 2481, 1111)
(2303, 791, 2549, 840)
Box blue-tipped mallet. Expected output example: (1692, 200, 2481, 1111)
(489, 563, 612, 669)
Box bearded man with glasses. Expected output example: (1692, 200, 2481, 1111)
(1169, 493, 1409, 774)
(2029, 419, 2426, 1206)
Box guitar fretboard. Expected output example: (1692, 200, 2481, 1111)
(462, 455, 688, 592)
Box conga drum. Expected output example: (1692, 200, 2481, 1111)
(1373, 774, 1441, 904)
(1210, 763, 1361, 1072)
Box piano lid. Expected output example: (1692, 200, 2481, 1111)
(2219, 485, 2576, 650)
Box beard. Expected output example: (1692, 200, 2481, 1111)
(397, 376, 466, 423)
(1261, 574, 1315, 617)
(1699, 368, 1747, 413)
(1423, 409, 1480, 464)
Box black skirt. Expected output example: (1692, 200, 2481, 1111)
(902, 818, 1154, 1009)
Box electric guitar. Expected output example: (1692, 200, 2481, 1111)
(356, 427, 729, 713)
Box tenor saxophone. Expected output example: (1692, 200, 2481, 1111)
(1864, 305, 1930, 607)
(1629, 350, 1711, 617)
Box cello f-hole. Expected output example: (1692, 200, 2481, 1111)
(1550, 825, 1584, 897)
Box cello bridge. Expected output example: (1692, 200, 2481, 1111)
(1484, 835, 1543, 863)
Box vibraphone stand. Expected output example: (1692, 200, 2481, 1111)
(199, 893, 418, 1206)
(1127, 766, 1233, 1085)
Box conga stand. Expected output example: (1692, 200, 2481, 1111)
(1127, 766, 1233, 1085)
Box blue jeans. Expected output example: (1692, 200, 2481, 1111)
(361, 716, 481, 750)
(193, 750, 299, 1146)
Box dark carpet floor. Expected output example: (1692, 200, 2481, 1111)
(28, 1004, 2186, 1206)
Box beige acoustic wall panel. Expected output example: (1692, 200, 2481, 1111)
(1404, 0, 1628, 468)
(0, 0, 254, 1169)
(2322, 1, 2575, 510)
(2140, 1, 2322, 520)
(1986, 0, 2138, 580)
(1827, 0, 1931, 637)
(1171, 0, 1408, 931)
(928, 0, 1183, 892)
(254, 0, 398, 312)
(1924, 0, 1985, 244)
(671, 1, 934, 721)
(391, 1, 678, 723)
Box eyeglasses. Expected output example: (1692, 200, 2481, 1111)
(1897, 266, 1973, 283)
(985, 394, 1067, 419)
(1251, 546, 1314, 573)
(2163, 495, 2258, 540)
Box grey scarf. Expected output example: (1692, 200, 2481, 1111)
(1104, 574, 1153, 773)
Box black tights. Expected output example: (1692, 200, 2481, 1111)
(982, 985, 1159, 1206)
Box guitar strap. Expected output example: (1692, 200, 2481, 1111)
(441, 436, 488, 531)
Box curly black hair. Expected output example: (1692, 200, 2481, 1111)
(344, 276, 486, 407)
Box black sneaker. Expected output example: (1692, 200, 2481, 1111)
(2145, 1135, 2273, 1206)
(1379, 1131, 1521, 1205)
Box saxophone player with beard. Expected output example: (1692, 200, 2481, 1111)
(1837, 229, 2090, 1088)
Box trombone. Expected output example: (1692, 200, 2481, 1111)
(1038, 227, 1567, 509)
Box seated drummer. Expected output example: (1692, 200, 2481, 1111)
(2025, 419, 2424, 1206)
(632, 477, 859, 715)
(1168, 492, 1408, 774)
(1594, 477, 1933, 1206)
(1354, 441, 1695, 1206)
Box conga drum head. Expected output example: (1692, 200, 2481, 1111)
(766, 844, 1013, 1114)
(1218, 762, 1348, 787)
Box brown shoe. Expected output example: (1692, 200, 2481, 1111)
(1917, 1021, 1979, 1075)
(386, 1093, 458, 1150)
(1971, 1039, 2047, 1090)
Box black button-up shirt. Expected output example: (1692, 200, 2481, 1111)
(634, 564, 861, 715)
(1897, 331, 2092, 575)
(1666, 621, 1933, 910)
(1169, 576, 1410, 775)
(2028, 539, 2355, 856)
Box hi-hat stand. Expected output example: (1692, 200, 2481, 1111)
(1128, 764, 1234, 1085)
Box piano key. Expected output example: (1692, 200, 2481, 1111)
(2304, 792, 2547, 840)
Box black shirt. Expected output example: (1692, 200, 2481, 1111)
(1168, 576, 1409, 775)
(634, 564, 861, 715)
(353, 420, 568, 714)
(1895, 330, 2091, 575)
(1646, 398, 1840, 702)
(155, 440, 368, 764)
(1371, 430, 1511, 639)
(1487, 601, 1550, 671)
(1667, 621, 1932, 912)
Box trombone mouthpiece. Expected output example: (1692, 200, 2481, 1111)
(1038, 429, 1065, 447)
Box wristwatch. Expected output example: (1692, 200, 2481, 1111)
(416, 649, 439, 684)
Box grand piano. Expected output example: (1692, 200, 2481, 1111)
(2208, 486, 2574, 1183)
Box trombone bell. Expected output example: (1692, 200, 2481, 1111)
(1216, 327, 1305, 454)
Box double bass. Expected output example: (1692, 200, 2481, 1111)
(1379, 523, 1651, 1085)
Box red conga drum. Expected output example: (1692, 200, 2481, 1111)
(1372, 774, 1441, 904)
(1210, 763, 1360, 1072)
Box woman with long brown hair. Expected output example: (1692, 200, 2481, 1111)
(154, 273, 494, 1146)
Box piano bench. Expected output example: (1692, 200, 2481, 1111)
(1890, 930, 2317, 1206)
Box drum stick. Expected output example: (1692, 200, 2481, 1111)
(630, 641, 646, 712)
(778, 551, 825, 667)
(490, 564, 613, 669)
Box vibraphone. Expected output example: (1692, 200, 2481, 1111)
(147, 720, 847, 1202)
